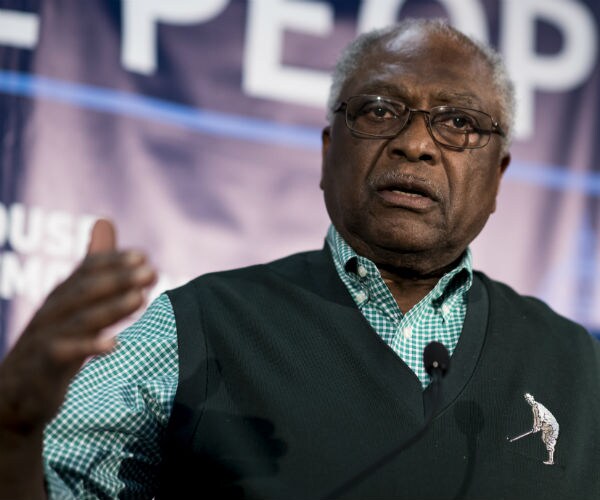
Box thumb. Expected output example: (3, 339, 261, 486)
(87, 218, 117, 255)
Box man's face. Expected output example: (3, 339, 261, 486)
(321, 30, 510, 273)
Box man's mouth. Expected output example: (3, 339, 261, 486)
(371, 175, 440, 210)
(389, 187, 428, 198)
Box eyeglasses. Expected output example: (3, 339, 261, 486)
(334, 95, 506, 150)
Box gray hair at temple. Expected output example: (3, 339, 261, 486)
(326, 19, 516, 152)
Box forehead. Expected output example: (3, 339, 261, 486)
(345, 30, 498, 112)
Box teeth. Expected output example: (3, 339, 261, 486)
(391, 189, 423, 197)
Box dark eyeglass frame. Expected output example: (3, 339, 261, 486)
(334, 95, 506, 151)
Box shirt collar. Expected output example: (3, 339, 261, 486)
(326, 224, 473, 308)
(326, 224, 360, 272)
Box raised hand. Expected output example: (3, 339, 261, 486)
(0, 219, 156, 499)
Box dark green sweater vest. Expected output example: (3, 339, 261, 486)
(158, 249, 600, 500)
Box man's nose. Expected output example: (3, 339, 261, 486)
(384, 112, 438, 163)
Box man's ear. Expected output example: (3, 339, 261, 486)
(320, 126, 331, 190)
(491, 152, 511, 213)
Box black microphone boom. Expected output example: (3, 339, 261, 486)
(321, 341, 450, 500)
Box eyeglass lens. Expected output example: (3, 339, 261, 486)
(345, 96, 494, 149)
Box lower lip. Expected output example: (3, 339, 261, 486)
(376, 189, 437, 210)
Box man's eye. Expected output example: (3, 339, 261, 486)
(360, 104, 395, 120)
(437, 113, 477, 131)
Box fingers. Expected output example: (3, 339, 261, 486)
(87, 218, 116, 255)
(31, 217, 156, 332)
(0, 218, 157, 433)
(39, 253, 155, 324)
(44, 287, 148, 342)
(48, 336, 117, 365)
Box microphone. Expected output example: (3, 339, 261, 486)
(424, 340, 450, 377)
(423, 341, 449, 420)
(321, 341, 450, 500)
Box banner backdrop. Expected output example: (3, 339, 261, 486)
(1, 0, 600, 355)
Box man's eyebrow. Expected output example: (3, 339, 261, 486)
(354, 82, 410, 98)
(434, 91, 481, 108)
(349, 84, 483, 108)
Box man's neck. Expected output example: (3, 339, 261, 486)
(327, 224, 469, 313)
(376, 258, 462, 313)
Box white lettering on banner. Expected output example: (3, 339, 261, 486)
(0, 252, 43, 300)
(501, 0, 598, 139)
(357, 0, 487, 42)
(9, 204, 44, 254)
(121, 0, 230, 74)
(0, 203, 188, 309)
(243, 0, 333, 106)
(0, 247, 184, 307)
(357, 0, 406, 33)
(437, 0, 487, 42)
(1, 203, 96, 258)
(0, 9, 39, 49)
(0, 202, 6, 246)
(0, 253, 77, 301)
(1, 1, 597, 146)
(0, 204, 100, 302)
(242, 0, 598, 143)
(45, 209, 76, 257)
(243, 0, 487, 108)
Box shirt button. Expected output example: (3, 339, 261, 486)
(356, 291, 368, 303)
(402, 326, 413, 339)
(442, 304, 451, 315)
(357, 265, 368, 278)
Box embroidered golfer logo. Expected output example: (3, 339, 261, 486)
(508, 393, 559, 465)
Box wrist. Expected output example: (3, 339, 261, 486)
(0, 428, 46, 499)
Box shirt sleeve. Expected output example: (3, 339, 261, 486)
(43, 293, 179, 500)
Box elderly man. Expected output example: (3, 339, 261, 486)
(1, 19, 599, 500)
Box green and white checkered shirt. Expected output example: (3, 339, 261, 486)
(43, 229, 472, 498)
(326, 225, 473, 387)
(44, 294, 178, 499)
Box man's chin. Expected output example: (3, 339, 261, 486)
(365, 227, 443, 253)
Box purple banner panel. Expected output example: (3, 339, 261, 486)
(1, 0, 600, 354)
